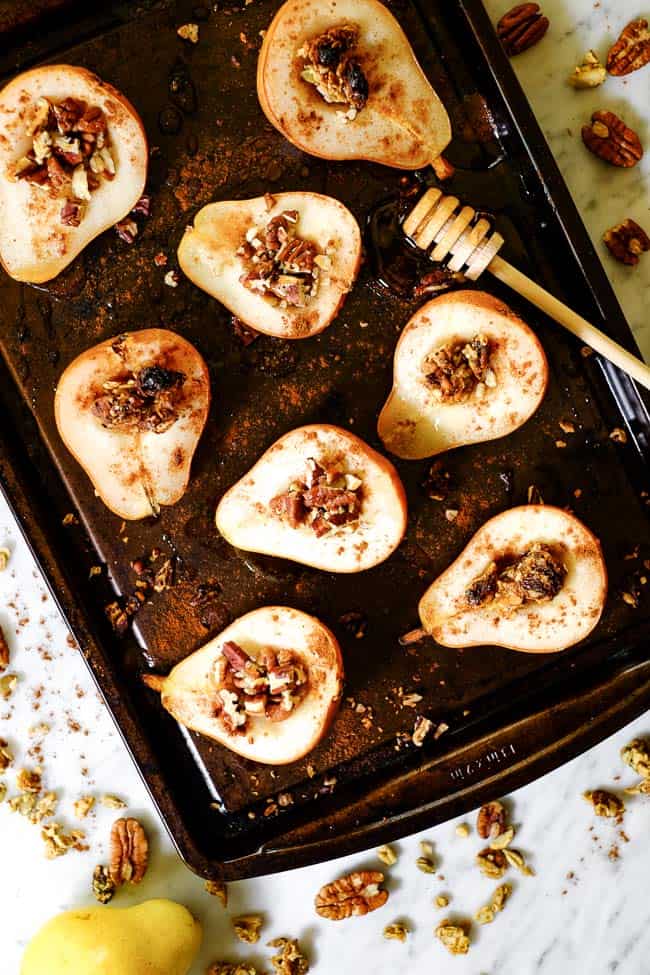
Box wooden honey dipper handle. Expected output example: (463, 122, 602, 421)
(404, 189, 650, 392)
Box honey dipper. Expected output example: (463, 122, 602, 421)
(403, 187, 650, 391)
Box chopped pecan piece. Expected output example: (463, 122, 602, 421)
(583, 789, 625, 820)
(424, 334, 495, 402)
(568, 50, 607, 88)
(477, 799, 507, 839)
(315, 870, 388, 920)
(238, 210, 326, 308)
(476, 848, 507, 878)
(92, 365, 185, 433)
(606, 18, 650, 76)
(233, 915, 263, 944)
(582, 111, 643, 168)
(60, 199, 85, 226)
(109, 817, 149, 885)
(268, 937, 310, 975)
(497, 3, 549, 56)
(270, 459, 362, 536)
(603, 219, 650, 266)
(0, 625, 9, 673)
(621, 737, 650, 778)
(213, 641, 308, 733)
(92, 864, 116, 904)
(435, 919, 470, 955)
(299, 25, 368, 115)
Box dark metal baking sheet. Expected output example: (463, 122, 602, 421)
(1, 0, 649, 879)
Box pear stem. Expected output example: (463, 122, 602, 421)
(142, 673, 166, 693)
(399, 626, 428, 646)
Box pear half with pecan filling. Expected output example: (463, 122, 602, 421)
(55, 329, 210, 520)
(419, 506, 607, 653)
(143, 606, 344, 765)
(257, 0, 451, 169)
(216, 424, 407, 573)
(378, 291, 548, 459)
(178, 191, 361, 339)
(0, 65, 147, 283)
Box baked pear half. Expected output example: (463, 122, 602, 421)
(419, 505, 607, 653)
(257, 0, 451, 169)
(0, 64, 147, 283)
(216, 424, 407, 573)
(177, 191, 361, 339)
(55, 329, 210, 520)
(143, 606, 344, 765)
(378, 291, 548, 459)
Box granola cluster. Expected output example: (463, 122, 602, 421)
(92, 365, 186, 434)
(238, 209, 330, 308)
(465, 543, 567, 610)
(271, 457, 362, 537)
(298, 25, 369, 120)
(424, 334, 496, 402)
(213, 640, 309, 734)
(9, 96, 115, 226)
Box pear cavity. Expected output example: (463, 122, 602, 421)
(423, 332, 496, 403)
(298, 24, 369, 121)
(8, 94, 116, 228)
(419, 505, 607, 654)
(270, 456, 363, 537)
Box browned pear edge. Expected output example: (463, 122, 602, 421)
(215, 423, 409, 571)
(141, 606, 345, 765)
(418, 504, 608, 654)
(377, 290, 550, 458)
(54, 328, 211, 520)
(180, 193, 363, 341)
(0, 64, 148, 283)
(256, 0, 449, 169)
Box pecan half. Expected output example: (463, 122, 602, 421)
(497, 3, 549, 56)
(603, 219, 650, 266)
(109, 817, 149, 885)
(315, 870, 388, 920)
(581, 111, 643, 168)
(607, 18, 650, 76)
(477, 799, 507, 839)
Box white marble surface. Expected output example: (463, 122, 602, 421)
(2, 1, 650, 973)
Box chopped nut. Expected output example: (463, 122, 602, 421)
(475, 883, 512, 924)
(177, 22, 199, 43)
(74, 795, 96, 819)
(477, 800, 507, 839)
(0, 784, 6, 803)
(455, 823, 470, 838)
(42, 823, 86, 859)
(205, 879, 228, 906)
(9, 793, 37, 817)
(92, 864, 116, 904)
(568, 50, 607, 87)
(0, 625, 9, 673)
(377, 844, 398, 866)
(476, 848, 507, 878)
(315, 870, 388, 920)
(268, 937, 309, 975)
(0, 547, 10, 571)
(606, 18, 650, 76)
(435, 895, 449, 908)
(610, 427, 628, 444)
(604, 219, 650, 267)
(503, 848, 534, 875)
(624, 779, 650, 795)
(164, 270, 180, 287)
(233, 915, 263, 944)
(109, 817, 149, 885)
(412, 715, 433, 747)
(28, 721, 51, 736)
(17, 767, 42, 793)
(583, 789, 625, 820)
(208, 966, 257, 975)
(32, 791, 58, 823)
(101, 793, 127, 809)
(621, 738, 650, 777)
(383, 922, 409, 942)
(490, 825, 515, 849)
(435, 919, 470, 955)
(416, 855, 436, 874)
(0, 673, 18, 699)
(0, 739, 14, 772)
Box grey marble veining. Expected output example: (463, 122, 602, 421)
(2, 2, 650, 973)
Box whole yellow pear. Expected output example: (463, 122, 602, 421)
(21, 898, 202, 975)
